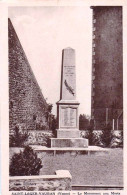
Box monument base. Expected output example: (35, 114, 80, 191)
(57, 129, 80, 138)
(51, 138, 88, 148)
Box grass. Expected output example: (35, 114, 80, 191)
(38, 148, 123, 186)
(10, 147, 123, 186)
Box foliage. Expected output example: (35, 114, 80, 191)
(47, 103, 53, 113)
(41, 133, 52, 147)
(119, 130, 123, 147)
(9, 126, 28, 147)
(85, 130, 93, 145)
(35, 122, 48, 130)
(45, 103, 58, 132)
(50, 115, 57, 131)
(92, 131, 103, 147)
(111, 130, 123, 148)
(101, 123, 112, 147)
(79, 117, 95, 145)
(10, 146, 42, 176)
(79, 114, 91, 130)
(45, 103, 53, 120)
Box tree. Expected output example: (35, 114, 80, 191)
(10, 146, 42, 176)
(47, 103, 53, 113)
(9, 125, 28, 147)
(46, 103, 58, 133)
(45, 103, 53, 129)
(79, 114, 90, 130)
(50, 115, 57, 131)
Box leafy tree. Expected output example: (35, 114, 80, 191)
(9, 125, 28, 147)
(50, 115, 57, 131)
(79, 114, 90, 130)
(10, 146, 42, 176)
(46, 103, 58, 133)
(45, 103, 53, 119)
(47, 103, 53, 113)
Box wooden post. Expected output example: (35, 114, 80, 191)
(117, 119, 119, 130)
(106, 108, 108, 125)
(94, 120, 96, 130)
(113, 119, 115, 130)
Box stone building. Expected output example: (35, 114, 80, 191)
(91, 6, 123, 130)
(9, 18, 49, 133)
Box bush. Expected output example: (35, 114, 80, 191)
(42, 133, 51, 147)
(10, 146, 42, 176)
(10, 125, 28, 147)
(83, 123, 94, 145)
(101, 123, 112, 147)
(86, 129, 94, 145)
(111, 130, 123, 148)
(92, 131, 104, 146)
(79, 114, 90, 130)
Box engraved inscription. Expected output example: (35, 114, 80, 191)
(61, 107, 76, 127)
(70, 108, 76, 127)
(61, 48, 76, 100)
(64, 65, 75, 77)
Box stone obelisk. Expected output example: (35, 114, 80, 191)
(51, 47, 88, 148)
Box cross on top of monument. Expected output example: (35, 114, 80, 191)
(60, 47, 76, 100)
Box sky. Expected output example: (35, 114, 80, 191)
(9, 6, 92, 116)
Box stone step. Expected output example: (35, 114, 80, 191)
(51, 138, 88, 148)
(57, 129, 80, 138)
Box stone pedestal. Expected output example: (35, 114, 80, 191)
(57, 100, 80, 133)
(57, 129, 80, 138)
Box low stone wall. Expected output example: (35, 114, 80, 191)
(25, 130, 54, 146)
(9, 170, 72, 191)
(10, 129, 123, 154)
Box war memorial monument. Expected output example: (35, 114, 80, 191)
(9, 6, 123, 190)
(51, 47, 88, 148)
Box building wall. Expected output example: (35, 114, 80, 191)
(91, 6, 123, 129)
(9, 18, 49, 132)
